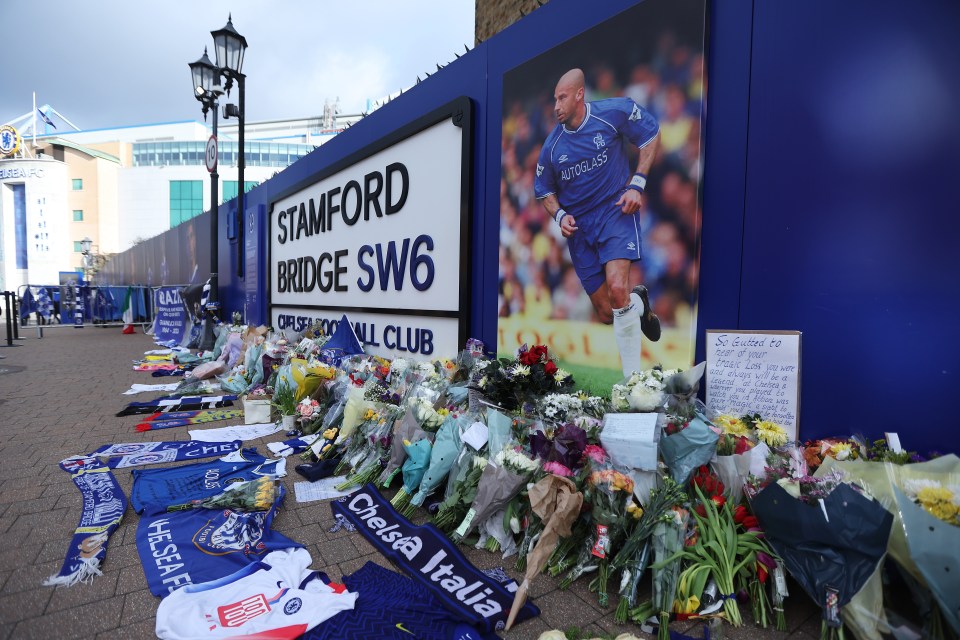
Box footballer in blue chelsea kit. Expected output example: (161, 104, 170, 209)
(535, 68, 662, 377)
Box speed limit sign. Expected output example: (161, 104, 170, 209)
(205, 135, 218, 173)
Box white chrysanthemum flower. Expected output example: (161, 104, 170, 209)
(553, 369, 570, 385)
(511, 364, 531, 377)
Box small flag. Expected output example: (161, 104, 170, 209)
(37, 109, 56, 129)
(121, 286, 135, 334)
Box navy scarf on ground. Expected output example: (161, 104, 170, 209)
(136, 485, 300, 597)
(130, 449, 279, 513)
(94, 440, 242, 468)
(331, 485, 540, 634)
(305, 561, 490, 640)
(116, 395, 237, 417)
(44, 456, 127, 587)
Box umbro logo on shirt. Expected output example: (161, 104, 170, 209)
(558, 154, 569, 163)
(627, 241, 637, 251)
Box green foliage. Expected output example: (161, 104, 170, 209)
(271, 382, 297, 416)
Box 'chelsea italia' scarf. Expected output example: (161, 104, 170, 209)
(44, 456, 127, 587)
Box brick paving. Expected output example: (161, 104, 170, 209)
(0, 328, 820, 639)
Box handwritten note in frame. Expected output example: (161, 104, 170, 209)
(705, 330, 802, 441)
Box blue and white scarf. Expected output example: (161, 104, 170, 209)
(44, 456, 127, 587)
(94, 440, 242, 468)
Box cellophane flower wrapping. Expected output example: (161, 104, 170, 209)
(453, 447, 538, 539)
(659, 413, 719, 485)
(435, 452, 488, 531)
(560, 460, 634, 599)
(411, 413, 465, 507)
(751, 480, 894, 637)
(651, 512, 688, 639)
(190, 477, 277, 512)
(377, 407, 420, 486)
(529, 423, 588, 471)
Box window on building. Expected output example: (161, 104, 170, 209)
(169, 180, 204, 227)
(222, 180, 260, 204)
(73, 210, 83, 221)
(72, 178, 83, 190)
(73, 241, 83, 252)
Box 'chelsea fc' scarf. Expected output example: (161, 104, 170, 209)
(44, 456, 127, 587)
(93, 440, 243, 468)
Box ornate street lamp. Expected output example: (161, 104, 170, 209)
(211, 15, 248, 279)
(188, 48, 223, 351)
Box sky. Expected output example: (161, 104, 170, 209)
(0, 0, 475, 131)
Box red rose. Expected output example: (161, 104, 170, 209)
(518, 351, 537, 366)
(544, 361, 558, 375)
(529, 345, 548, 363)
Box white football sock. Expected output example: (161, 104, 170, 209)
(629, 291, 644, 314)
(613, 302, 642, 378)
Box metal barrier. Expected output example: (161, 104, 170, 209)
(15, 284, 160, 331)
(2, 291, 20, 347)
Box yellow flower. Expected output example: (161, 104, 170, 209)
(675, 596, 700, 614)
(626, 503, 643, 519)
(917, 486, 959, 523)
(828, 442, 853, 461)
(715, 414, 748, 436)
(437, 407, 450, 417)
(755, 420, 788, 447)
(322, 428, 338, 440)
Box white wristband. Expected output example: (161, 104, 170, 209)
(628, 173, 647, 193)
(554, 208, 568, 224)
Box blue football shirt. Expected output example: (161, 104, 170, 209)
(535, 97, 659, 214)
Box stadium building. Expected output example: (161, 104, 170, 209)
(0, 101, 360, 290)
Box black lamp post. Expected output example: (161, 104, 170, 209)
(211, 14, 248, 279)
(188, 47, 222, 351)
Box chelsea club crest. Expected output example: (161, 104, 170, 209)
(0, 125, 20, 157)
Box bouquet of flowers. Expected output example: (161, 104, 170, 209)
(389, 436, 434, 513)
(613, 477, 688, 622)
(174, 476, 277, 512)
(452, 447, 539, 543)
(611, 367, 680, 413)
(408, 413, 465, 510)
(740, 412, 789, 448)
(378, 408, 427, 487)
(712, 426, 769, 505)
(650, 509, 689, 639)
(803, 438, 863, 472)
(434, 453, 488, 531)
(472, 344, 574, 411)
(505, 474, 583, 630)
(537, 393, 583, 425)
(560, 463, 635, 606)
(529, 423, 588, 473)
(409, 396, 447, 432)
(659, 409, 720, 485)
(334, 416, 394, 491)
(752, 476, 894, 639)
(658, 483, 771, 627)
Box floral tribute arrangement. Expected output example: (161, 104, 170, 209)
(194, 323, 959, 640)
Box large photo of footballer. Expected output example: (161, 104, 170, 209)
(498, 0, 707, 390)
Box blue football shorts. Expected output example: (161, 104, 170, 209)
(566, 194, 643, 295)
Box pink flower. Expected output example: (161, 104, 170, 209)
(584, 445, 608, 464)
(543, 461, 574, 477)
